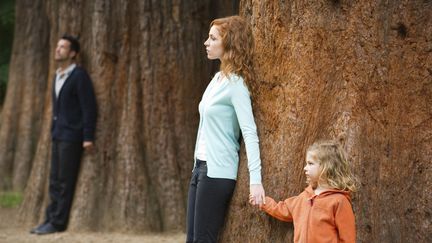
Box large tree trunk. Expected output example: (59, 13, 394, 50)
(2, 0, 431, 242)
(0, 0, 50, 191)
(221, 1, 431, 242)
(0, 0, 239, 232)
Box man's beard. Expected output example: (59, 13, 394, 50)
(55, 56, 69, 62)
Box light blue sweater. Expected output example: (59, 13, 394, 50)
(194, 72, 262, 184)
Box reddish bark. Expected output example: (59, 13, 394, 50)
(221, 1, 431, 242)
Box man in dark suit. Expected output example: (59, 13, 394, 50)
(31, 35, 97, 235)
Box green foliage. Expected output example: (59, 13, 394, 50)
(0, 0, 14, 106)
(0, 0, 14, 25)
(0, 191, 23, 208)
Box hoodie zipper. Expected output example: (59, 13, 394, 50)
(306, 195, 316, 243)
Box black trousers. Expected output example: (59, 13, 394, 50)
(45, 140, 83, 230)
(186, 159, 236, 243)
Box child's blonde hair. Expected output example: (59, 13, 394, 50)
(307, 140, 359, 192)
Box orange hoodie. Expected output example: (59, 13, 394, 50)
(261, 186, 356, 243)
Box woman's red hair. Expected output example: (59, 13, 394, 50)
(211, 16, 255, 92)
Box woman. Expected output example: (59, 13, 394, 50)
(186, 16, 265, 243)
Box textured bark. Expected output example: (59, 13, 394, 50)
(0, 0, 239, 232)
(221, 1, 432, 243)
(0, 0, 50, 191)
(2, 0, 431, 241)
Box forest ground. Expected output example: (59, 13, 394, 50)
(0, 207, 185, 243)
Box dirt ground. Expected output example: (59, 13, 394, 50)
(0, 207, 185, 243)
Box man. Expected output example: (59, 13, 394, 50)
(31, 35, 97, 235)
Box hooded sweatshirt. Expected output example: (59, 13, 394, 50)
(261, 186, 355, 243)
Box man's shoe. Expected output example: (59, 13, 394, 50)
(30, 223, 47, 234)
(34, 223, 60, 235)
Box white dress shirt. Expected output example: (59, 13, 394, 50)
(55, 63, 76, 98)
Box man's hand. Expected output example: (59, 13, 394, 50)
(83, 141, 94, 152)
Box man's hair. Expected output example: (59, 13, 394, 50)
(61, 34, 80, 53)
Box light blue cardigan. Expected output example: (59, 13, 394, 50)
(194, 72, 262, 185)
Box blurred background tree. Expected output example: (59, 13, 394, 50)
(0, 0, 15, 107)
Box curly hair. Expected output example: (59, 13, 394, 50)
(210, 16, 255, 91)
(307, 140, 359, 193)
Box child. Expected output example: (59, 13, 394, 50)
(250, 140, 358, 243)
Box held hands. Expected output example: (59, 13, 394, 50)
(249, 184, 266, 207)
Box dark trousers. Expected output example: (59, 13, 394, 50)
(45, 140, 83, 230)
(186, 159, 236, 243)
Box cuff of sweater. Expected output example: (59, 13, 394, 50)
(249, 170, 262, 185)
(83, 133, 95, 142)
(259, 197, 271, 210)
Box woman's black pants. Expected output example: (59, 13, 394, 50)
(186, 159, 236, 243)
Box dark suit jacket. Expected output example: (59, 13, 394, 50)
(51, 66, 97, 142)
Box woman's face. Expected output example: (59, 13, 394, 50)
(204, 25, 224, 60)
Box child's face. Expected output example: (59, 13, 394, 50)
(304, 151, 322, 186)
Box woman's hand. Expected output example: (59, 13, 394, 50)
(249, 184, 265, 206)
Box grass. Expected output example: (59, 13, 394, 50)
(0, 191, 23, 208)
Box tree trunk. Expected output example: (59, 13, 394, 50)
(2, 0, 431, 241)
(221, 1, 431, 242)
(0, 0, 50, 191)
(3, 0, 239, 232)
